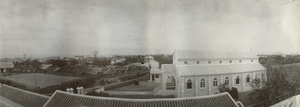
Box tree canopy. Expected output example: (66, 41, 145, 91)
(248, 68, 298, 103)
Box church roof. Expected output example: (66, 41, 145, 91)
(0, 62, 14, 68)
(0, 84, 50, 107)
(44, 91, 239, 107)
(175, 50, 258, 60)
(178, 63, 266, 76)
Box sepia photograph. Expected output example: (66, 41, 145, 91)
(0, 0, 300, 107)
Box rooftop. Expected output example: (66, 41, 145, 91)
(0, 84, 50, 107)
(150, 69, 162, 74)
(162, 64, 176, 73)
(0, 62, 14, 68)
(44, 91, 240, 107)
(178, 63, 266, 76)
(175, 50, 258, 60)
(114, 66, 129, 71)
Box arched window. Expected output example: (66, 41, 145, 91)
(196, 61, 200, 64)
(251, 59, 253, 62)
(225, 77, 229, 85)
(239, 60, 242, 63)
(208, 61, 211, 64)
(213, 78, 218, 86)
(219, 61, 222, 63)
(229, 60, 232, 63)
(200, 79, 205, 88)
(187, 79, 192, 89)
(246, 75, 250, 83)
(236, 76, 240, 84)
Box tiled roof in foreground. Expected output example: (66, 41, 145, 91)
(44, 91, 239, 107)
(0, 84, 50, 107)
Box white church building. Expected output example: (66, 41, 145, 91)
(149, 50, 267, 98)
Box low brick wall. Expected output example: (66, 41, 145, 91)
(104, 91, 152, 95)
(103, 74, 149, 91)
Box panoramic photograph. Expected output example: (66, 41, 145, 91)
(0, 0, 300, 107)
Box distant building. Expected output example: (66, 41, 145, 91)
(40, 64, 52, 70)
(111, 57, 126, 65)
(144, 55, 159, 69)
(0, 61, 14, 73)
(149, 50, 267, 97)
(45, 56, 61, 60)
(74, 55, 84, 60)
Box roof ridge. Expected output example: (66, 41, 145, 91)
(178, 63, 263, 67)
(51, 90, 230, 102)
(1, 84, 50, 99)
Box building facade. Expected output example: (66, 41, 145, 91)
(0, 62, 14, 73)
(150, 50, 267, 98)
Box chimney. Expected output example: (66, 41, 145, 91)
(77, 87, 81, 94)
(66, 88, 70, 93)
(70, 88, 74, 93)
(76, 86, 84, 94)
(80, 86, 84, 94)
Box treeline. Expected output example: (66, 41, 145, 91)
(260, 55, 300, 65)
(152, 54, 173, 68)
(92, 59, 111, 67)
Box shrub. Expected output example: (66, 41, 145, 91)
(86, 91, 109, 97)
(134, 81, 139, 85)
(0, 79, 12, 85)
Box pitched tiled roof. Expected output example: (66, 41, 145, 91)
(162, 64, 176, 73)
(0, 95, 23, 107)
(178, 63, 266, 76)
(0, 62, 14, 68)
(114, 66, 128, 71)
(0, 84, 50, 107)
(236, 101, 244, 107)
(150, 69, 162, 74)
(44, 91, 239, 107)
(175, 50, 258, 60)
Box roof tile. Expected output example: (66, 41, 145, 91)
(44, 91, 239, 107)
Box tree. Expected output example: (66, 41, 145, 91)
(248, 68, 298, 103)
(47, 59, 67, 67)
(93, 51, 98, 60)
(70, 59, 79, 66)
(31, 60, 41, 68)
(218, 83, 239, 99)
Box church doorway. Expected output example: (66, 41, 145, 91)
(166, 76, 175, 90)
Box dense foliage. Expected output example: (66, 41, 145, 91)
(248, 68, 298, 103)
(218, 83, 239, 99)
(86, 91, 109, 97)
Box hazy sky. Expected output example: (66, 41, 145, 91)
(0, 0, 300, 57)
